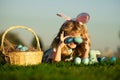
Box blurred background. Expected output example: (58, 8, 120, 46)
(0, 0, 120, 56)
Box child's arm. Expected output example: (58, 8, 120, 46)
(46, 42, 65, 62)
(53, 42, 64, 62)
(48, 31, 68, 62)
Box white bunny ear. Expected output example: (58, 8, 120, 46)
(56, 13, 71, 20)
(76, 13, 90, 24)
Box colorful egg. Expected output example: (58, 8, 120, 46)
(97, 57, 102, 62)
(17, 44, 23, 49)
(101, 57, 107, 62)
(82, 58, 89, 65)
(74, 37, 83, 44)
(110, 56, 116, 62)
(20, 46, 28, 51)
(74, 57, 81, 65)
(64, 37, 73, 44)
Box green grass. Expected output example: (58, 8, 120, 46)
(0, 59, 120, 80)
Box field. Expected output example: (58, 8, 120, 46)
(0, 59, 120, 80)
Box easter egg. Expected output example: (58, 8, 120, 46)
(74, 37, 83, 44)
(64, 37, 73, 44)
(97, 57, 102, 62)
(82, 58, 89, 65)
(110, 56, 116, 62)
(74, 57, 81, 65)
(17, 44, 23, 49)
(101, 57, 107, 62)
(20, 46, 28, 51)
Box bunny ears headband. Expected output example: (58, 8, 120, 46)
(56, 12, 90, 24)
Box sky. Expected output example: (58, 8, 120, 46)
(0, 0, 120, 52)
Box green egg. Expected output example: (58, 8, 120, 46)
(74, 37, 83, 44)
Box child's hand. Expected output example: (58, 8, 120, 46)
(59, 31, 70, 48)
(60, 31, 65, 42)
(60, 31, 71, 42)
(59, 31, 66, 48)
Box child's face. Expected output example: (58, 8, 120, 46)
(66, 32, 80, 49)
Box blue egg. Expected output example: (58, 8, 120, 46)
(20, 46, 28, 51)
(101, 57, 107, 62)
(110, 56, 116, 62)
(64, 37, 73, 44)
(97, 57, 107, 62)
(97, 57, 102, 62)
(17, 44, 23, 49)
(74, 37, 83, 44)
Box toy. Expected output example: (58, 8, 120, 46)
(110, 56, 116, 62)
(74, 57, 81, 65)
(82, 58, 89, 65)
(89, 50, 101, 64)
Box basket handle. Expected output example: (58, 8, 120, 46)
(1, 26, 42, 54)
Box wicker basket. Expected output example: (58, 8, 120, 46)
(0, 26, 43, 66)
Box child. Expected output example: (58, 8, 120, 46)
(43, 13, 91, 64)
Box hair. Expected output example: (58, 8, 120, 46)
(50, 20, 90, 57)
